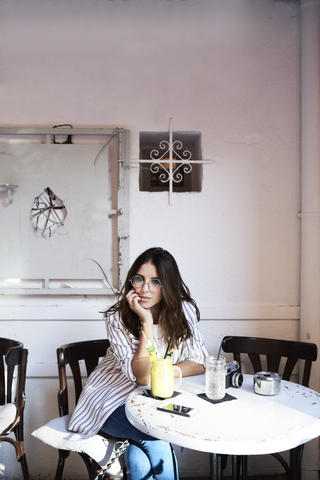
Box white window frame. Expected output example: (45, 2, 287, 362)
(0, 127, 130, 295)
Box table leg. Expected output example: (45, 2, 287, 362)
(209, 453, 222, 480)
(231, 455, 241, 480)
(241, 456, 248, 480)
(290, 445, 302, 480)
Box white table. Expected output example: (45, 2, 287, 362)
(125, 374, 320, 479)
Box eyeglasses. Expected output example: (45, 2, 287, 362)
(130, 275, 162, 292)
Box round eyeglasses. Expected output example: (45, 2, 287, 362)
(130, 275, 162, 292)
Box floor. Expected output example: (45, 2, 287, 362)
(223, 477, 286, 480)
(108, 471, 288, 479)
(109, 475, 287, 480)
(180, 477, 287, 480)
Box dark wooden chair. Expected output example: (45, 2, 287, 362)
(56, 339, 125, 480)
(32, 338, 128, 480)
(0, 337, 30, 480)
(221, 335, 318, 480)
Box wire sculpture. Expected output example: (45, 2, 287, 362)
(30, 187, 67, 239)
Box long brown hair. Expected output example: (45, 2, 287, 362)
(104, 247, 200, 349)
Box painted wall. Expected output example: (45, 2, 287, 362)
(0, 0, 301, 478)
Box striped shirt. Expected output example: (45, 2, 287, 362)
(68, 302, 209, 436)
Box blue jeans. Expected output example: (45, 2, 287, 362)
(100, 404, 179, 480)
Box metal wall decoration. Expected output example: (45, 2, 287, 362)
(0, 184, 19, 204)
(149, 131, 192, 187)
(30, 187, 67, 239)
(134, 118, 214, 205)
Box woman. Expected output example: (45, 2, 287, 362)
(68, 247, 208, 480)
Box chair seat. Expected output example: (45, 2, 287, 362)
(0, 403, 17, 435)
(32, 414, 126, 475)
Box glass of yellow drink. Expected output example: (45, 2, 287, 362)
(151, 356, 182, 398)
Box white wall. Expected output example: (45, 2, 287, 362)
(0, 0, 302, 478)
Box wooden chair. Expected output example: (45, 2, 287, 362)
(0, 337, 30, 480)
(221, 335, 318, 480)
(32, 339, 127, 480)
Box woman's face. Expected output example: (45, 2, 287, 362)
(133, 261, 163, 313)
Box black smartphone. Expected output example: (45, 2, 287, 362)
(157, 403, 199, 417)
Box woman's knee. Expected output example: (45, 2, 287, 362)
(125, 441, 153, 480)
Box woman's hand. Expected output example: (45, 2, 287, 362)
(127, 288, 155, 385)
(126, 289, 153, 325)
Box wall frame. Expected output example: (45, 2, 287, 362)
(0, 127, 130, 295)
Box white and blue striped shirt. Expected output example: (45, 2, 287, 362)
(68, 302, 209, 436)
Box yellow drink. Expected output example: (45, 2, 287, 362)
(151, 357, 175, 398)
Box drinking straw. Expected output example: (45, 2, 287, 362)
(217, 336, 231, 359)
(164, 325, 176, 359)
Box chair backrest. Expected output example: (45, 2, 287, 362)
(222, 336, 318, 387)
(0, 337, 24, 406)
(57, 339, 110, 417)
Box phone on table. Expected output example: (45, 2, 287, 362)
(157, 403, 199, 417)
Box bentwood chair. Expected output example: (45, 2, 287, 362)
(0, 337, 30, 480)
(32, 339, 128, 480)
(221, 335, 318, 480)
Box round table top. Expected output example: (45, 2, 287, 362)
(125, 374, 320, 455)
